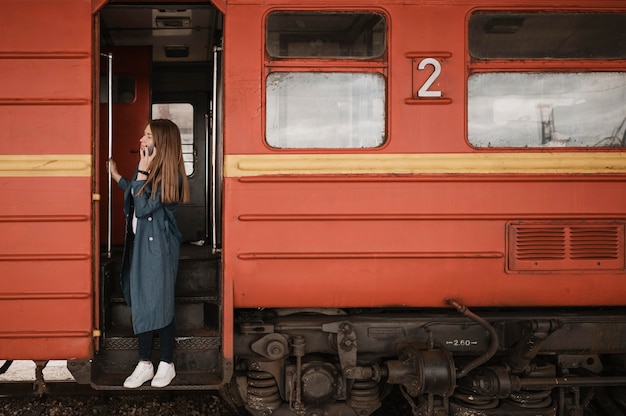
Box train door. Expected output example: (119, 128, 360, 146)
(89, 2, 227, 389)
(99, 46, 151, 248)
(0, 0, 95, 361)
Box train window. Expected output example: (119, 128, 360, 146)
(469, 13, 626, 59)
(266, 72, 386, 148)
(468, 72, 626, 148)
(152, 103, 195, 175)
(266, 12, 386, 58)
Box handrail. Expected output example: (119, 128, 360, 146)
(205, 112, 210, 243)
(211, 45, 223, 255)
(101, 52, 113, 258)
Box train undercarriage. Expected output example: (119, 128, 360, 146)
(228, 303, 626, 416)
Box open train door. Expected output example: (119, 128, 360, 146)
(88, 0, 229, 390)
(0, 1, 96, 361)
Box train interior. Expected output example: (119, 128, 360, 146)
(91, 2, 225, 388)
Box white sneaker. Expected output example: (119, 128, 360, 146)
(151, 361, 176, 387)
(123, 361, 154, 388)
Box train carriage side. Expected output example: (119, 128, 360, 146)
(222, 1, 626, 415)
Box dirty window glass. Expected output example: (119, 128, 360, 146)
(152, 103, 195, 175)
(469, 12, 626, 59)
(266, 72, 386, 148)
(266, 12, 386, 58)
(467, 72, 626, 148)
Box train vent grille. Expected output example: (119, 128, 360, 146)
(508, 221, 625, 271)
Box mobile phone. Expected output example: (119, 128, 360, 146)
(147, 145, 155, 156)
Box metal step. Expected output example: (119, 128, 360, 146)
(90, 348, 224, 390)
(103, 327, 220, 350)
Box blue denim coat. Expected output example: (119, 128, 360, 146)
(118, 171, 183, 334)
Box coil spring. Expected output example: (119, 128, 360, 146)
(349, 380, 381, 407)
(246, 371, 282, 411)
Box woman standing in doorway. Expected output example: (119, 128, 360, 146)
(108, 119, 189, 388)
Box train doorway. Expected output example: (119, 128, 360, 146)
(90, 2, 225, 389)
(97, 3, 223, 249)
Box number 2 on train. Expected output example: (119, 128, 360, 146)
(417, 57, 442, 98)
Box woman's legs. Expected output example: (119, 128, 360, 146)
(158, 318, 176, 363)
(151, 319, 177, 387)
(137, 330, 154, 361)
(136, 318, 175, 362)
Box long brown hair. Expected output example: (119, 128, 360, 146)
(139, 119, 190, 204)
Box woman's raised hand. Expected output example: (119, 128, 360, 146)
(138, 145, 156, 173)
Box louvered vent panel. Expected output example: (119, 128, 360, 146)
(508, 221, 625, 271)
(515, 227, 566, 260)
(570, 227, 620, 259)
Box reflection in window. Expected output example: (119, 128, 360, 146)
(266, 72, 386, 148)
(469, 12, 626, 59)
(266, 12, 386, 58)
(152, 103, 195, 175)
(468, 73, 626, 148)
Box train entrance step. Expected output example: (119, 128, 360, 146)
(94, 244, 223, 389)
(90, 343, 223, 390)
(103, 333, 220, 351)
(91, 371, 224, 390)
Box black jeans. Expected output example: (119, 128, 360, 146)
(137, 318, 176, 363)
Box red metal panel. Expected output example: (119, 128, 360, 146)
(0, 59, 91, 101)
(225, 176, 626, 309)
(0, 1, 92, 54)
(0, 0, 94, 360)
(0, 106, 92, 155)
(0, 178, 94, 359)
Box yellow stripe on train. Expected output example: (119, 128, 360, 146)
(225, 152, 626, 177)
(0, 155, 91, 177)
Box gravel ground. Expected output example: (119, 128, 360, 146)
(0, 394, 232, 416)
(0, 393, 411, 416)
(0, 391, 414, 416)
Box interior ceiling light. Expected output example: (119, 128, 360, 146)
(155, 17, 191, 28)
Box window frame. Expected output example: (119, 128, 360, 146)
(466, 9, 626, 150)
(263, 9, 390, 151)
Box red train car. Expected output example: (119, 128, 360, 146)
(1, 0, 626, 414)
